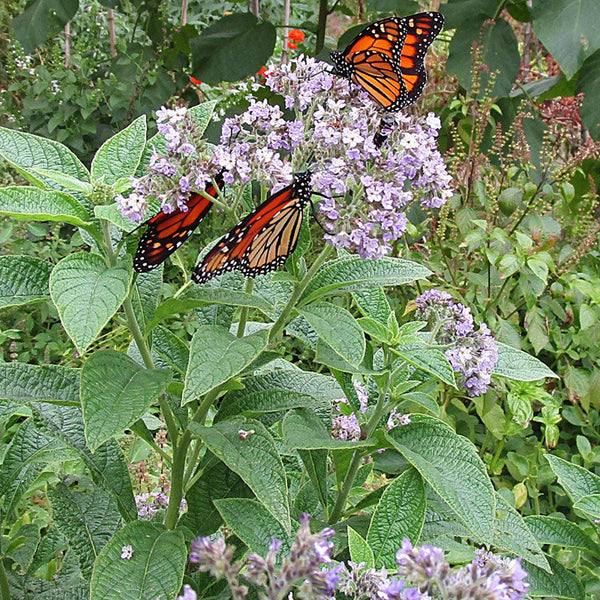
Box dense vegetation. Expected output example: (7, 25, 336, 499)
(0, 1, 599, 599)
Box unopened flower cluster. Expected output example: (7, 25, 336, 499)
(415, 289, 499, 396)
(116, 106, 221, 222)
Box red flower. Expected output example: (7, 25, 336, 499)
(257, 66, 267, 76)
(288, 29, 305, 42)
(190, 76, 202, 85)
(287, 41, 298, 50)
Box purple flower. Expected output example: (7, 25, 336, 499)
(115, 191, 148, 223)
(120, 545, 134, 560)
(176, 584, 197, 600)
(353, 380, 369, 413)
(332, 413, 361, 442)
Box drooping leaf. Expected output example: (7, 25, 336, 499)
(50, 253, 132, 353)
(80, 349, 171, 451)
(525, 556, 585, 600)
(0, 255, 51, 309)
(493, 342, 558, 381)
(525, 515, 600, 558)
(348, 527, 375, 569)
(90, 521, 186, 600)
(545, 454, 600, 503)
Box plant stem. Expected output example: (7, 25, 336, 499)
(0, 559, 9, 600)
(237, 278, 255, 337)
(268, 244, 333, 342)
(328, 369, 391, 524)
(315, 0, 328, 54)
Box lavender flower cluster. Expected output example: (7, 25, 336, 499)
(134, 490, 186, 520)
(415, 290, 499, 396)
(183, 523, 529, 600)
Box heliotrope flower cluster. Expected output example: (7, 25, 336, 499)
(415, 289, 499, 397)
(188, 514, 337, 600)
(134, 490, 187, 520)
(116, 106, 222, 223)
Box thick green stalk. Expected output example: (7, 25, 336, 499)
(268, 244, 333, 342)
(0, 559, 9, 600)
(315, 0, 328, 54)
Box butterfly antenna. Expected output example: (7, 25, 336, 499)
(309, 199, 327, 232)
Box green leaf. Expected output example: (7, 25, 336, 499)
(183, 326, 269, 402)
(0, 255, 51, 309)
(10, 0, 78, 53)
(191, 13, 277, 84)
(386, 415, 495, 541)
(298, 450, 329, 515)
(353, 287, 392, 324)
(493, 342, 558, 381)
(90, 521, 186, 600)
(214, 498, 291, 554)
(576, 49, 600, 139)
(0, 126, 89, 190)
(189, 417, 291, 531)
(152, 326, 189, 376)
(546, 454, 600, 503)
(91, 116, 147, 186)
(299, 302, 365, 366)
(50, 253, 133, 353)
(573, 494, 600, 520)
(49, 483, 121, 580)
(358, 317, 392, 343)
(443, 0, 497, 29)
(367, 468, 426, 569)
(0, 187, 91, 226)
(532, 0, 600, 79)
(94, 204, 138, 232)
(132, 266, 163, 328)
(525, 556, 585, 600)
(525, 515, 600, 558)
(302, 257, 431, 304)
(394, 346, 457, 387)
(282, 408, 373, 450)
(493, 493, 550, 571)
(180, 455, 251, 536)
(0, 362, 79, 403)
(31, 403, 137, 521)
(81, 350, 171, 451)
(29, 168, 93, 194)
(147, 291, 273, 332)
(348, 527, 375, 569)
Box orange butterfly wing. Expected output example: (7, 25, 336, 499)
(193, 172, 312, 284)
(133, 176, 223, 273)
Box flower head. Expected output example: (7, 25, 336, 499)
(120, 545, 134, 560)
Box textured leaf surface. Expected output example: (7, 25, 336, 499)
(526, 556, 585, 599)
(367, 468, 426, 569)
(525, 515, 600, 558)
(183, 326, 268, 402)
(576, 49, 600, 139)
(49, 483, 121, 579)
(493, 342, 557, 381)
(302, 257, 431, 304)
(189, 417, 290, 531)
(50, 253, 132, 353)
(298, 450, 329, 514)
(90, 522, 186, 600)
(32, 403, 136, 520)
(348, 527, 375, 569)
(81, 349, 171, 450)
(546, 454, 600, 502)
(353, 287, 392, 324)
(387, 415, 495, 541)
(0, 255, 52, 309)
(395, 346, 456, 387)
(152, 326, 189, 376)
(0, 362, 79, 403)
(215, 498, 291, 554)
(299, 302, 365, 366)
(0, 187, 90, 226)
(91, 116, 146, 185)
(573, 493, 600, 519)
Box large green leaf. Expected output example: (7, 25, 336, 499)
(31, 403, 137, 520)
(442, 0, 497, 29)
(545, 454, 600, 503)
(386, 415, 495, 541)
(152, 326, 189, 376)
(189, 417, 291, 532)
(525, 515, 600, 558)
(298, 449, 329, 515)
(299, 302, 365, 367)
(214, 498, 291, 554)
(493, 342, 557, 381)
(0, 255, 51, 309)
(526, 556, 585, 600)
(0, 362, 79, 404)
(353, 288, 392, 324)
(367, 468, 426, 570)
(80, 350, 171, 451)
(91, 116, 147, 186)
(90, 522, 186, 600)
(394, 345, 457, 387)
(49, 483, 121, 580)
(301, 257, 431, 304)
(191, 13, 276, 84)
(348, 527, 375, 569)
(532, 0, 600, 79)
(50, 253, 132, 353)
(0, 187, 91, 227)
(10, 0, 78, 53)
(0, 126, 89, 190)
(573, 494, 600, 520)
(182, 326, 268, 402)
(576, 49, 600, 139)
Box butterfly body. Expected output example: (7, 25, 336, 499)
(193, 171, 313, 284)
(330, 12, 444, 112)
(132, 174, 223, 273)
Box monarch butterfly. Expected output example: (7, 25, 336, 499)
(133, 174, 224, 273)
(330, 12, 444, 112)
(193, 172, 313, 284)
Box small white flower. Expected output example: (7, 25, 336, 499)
(121, 545, 134, 560)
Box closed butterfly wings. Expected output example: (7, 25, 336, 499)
(193, 172, 313, 284)
(133, 174, 223, 273)
(330, 12, 444, 112)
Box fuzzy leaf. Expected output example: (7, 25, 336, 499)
(0, 255, 52, 309)
(493, 342, 558, 381)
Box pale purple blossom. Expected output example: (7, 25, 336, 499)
(353, 380, 369, 413)
(176, 584, 197, 600)
(120, 545, 134, 560)
(332, 413, 361, 442)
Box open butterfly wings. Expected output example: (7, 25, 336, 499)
(330, 12, 444, 112)
(133, 175, 223, 273)
(193, 172, 313, 284)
